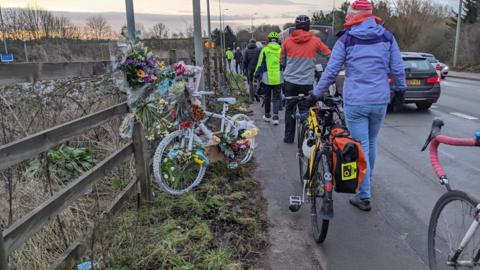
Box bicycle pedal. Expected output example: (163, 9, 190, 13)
(289, 196, 303, 212)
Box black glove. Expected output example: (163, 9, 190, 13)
(392, 91, 405, 112)
(305, 95, 320, 108)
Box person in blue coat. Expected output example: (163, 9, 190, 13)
(312, 0, 407, 211)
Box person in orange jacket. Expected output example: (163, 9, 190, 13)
(281, 15, 331, 144)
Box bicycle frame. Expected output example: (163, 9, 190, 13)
(424, 118, 480, 267)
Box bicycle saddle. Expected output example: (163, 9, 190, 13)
(217, 97, 236, 105)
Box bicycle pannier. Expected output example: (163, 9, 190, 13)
(330, 127, 367, 193)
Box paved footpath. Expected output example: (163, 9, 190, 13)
(252, 102, 429, 270)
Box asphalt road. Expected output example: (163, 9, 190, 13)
(253, 77, 480, 270)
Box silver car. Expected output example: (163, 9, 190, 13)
(404, 52, 449, 79)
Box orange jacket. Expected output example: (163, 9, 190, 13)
(281, 29, 332, 85)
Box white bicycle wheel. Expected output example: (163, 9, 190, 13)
(227, 113, 255, 164)
(152, 129, 207, 195)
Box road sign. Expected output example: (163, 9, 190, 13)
(1, 54, 13, 62)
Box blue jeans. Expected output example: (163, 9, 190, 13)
(344, 104, 388, 199)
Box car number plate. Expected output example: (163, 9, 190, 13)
(407, 79, 421, 86)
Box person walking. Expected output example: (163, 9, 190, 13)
(281, 15, 332, 144)
(225, 48, 234, 72)
(311, 0, 407, 211)
(243, 39, 262, 102)
(234, 47, 243, 74)
(255, 32, 282, 125)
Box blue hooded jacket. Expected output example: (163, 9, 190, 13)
(313, 17, 407, 105)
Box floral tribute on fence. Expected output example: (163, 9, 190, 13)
(113, 41, 203, 141)
(113, 40, 258, 170)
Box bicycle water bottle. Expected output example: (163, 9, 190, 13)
(476, 131, 480, 145)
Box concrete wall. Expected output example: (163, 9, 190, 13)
(0, 61, 112, 84)
(0, 38, 198, 84)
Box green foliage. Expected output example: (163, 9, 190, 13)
(98, 163, 268, 269)
(25, 145, 96, 182)
(47, 145, 96, 182)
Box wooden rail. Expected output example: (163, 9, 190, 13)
(0, 102, 151, 270)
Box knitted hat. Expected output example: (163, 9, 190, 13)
(346, 0, 373, 21)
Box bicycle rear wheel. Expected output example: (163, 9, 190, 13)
(428, 190, 480, 270)
(311, 152, 330, 243)
(152, 129, 207, 195)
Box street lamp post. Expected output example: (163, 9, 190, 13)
(453, 0, 463, 67)
(251, 13, 257, 39)
(222, 9, 228, 52)
(206, 0, 212, 40)
(125, 0, 136, 41)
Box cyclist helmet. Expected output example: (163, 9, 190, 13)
(295, 15, 311, 31)
(268, 31, 279, 40)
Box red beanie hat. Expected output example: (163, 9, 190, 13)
(351, 0, 373, 10)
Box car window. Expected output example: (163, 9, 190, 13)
(403, 58, 433, 72)
(424, 56, 438, 63)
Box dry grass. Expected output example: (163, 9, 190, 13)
(0, 75, 135, 270)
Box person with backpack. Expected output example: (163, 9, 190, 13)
(255, 32, 282, 125)
(234, 47, 243, 74)
(311, 0, 407, 211)
(281, 15, 332, 144)
(244, 39, 262, 102)
(225, 48, 234, 72)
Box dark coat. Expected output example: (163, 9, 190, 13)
(243, 43, 261, 72)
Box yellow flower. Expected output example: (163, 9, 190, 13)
(137, 69, 146, 78)
(252, 128, 258, 136)
(193, 156, 204, 165)
(242, 130, 253, 139)
(236, 139, 246, 145)
(156, 60, 166, 68)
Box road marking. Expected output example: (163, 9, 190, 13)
(450, 112, 479, 120)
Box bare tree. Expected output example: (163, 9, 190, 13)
(85, 15, 112, 40)
(150, 22, 168, 39)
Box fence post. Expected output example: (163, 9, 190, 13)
(132, 121, 151, 204)
(169, 49, 177, 65)
(213, 49, 219, 94)
(0, 231, 8, 270)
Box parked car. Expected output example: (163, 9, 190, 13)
(334, 53, 441, 110)
(397, 53, 441, 110)
(404, 52, 449, 79)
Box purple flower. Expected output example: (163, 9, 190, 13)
(125, 59, 136, 65)
(147, 59, 155, 68)
(144, 75, 153, 83)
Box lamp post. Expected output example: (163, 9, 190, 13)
(207, 0, 212, 40)
(125, 0, 136, 41)
(453, 0, 463, 67)
(251, 13, 257, 39)
(222, 8, 229, 52)
(332, 0, 336, 32)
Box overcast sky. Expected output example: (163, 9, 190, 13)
(1, 0, 457, 33)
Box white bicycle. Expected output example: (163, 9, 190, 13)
(152, 91, 255, 195)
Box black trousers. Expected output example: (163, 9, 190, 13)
(284, 81, 313, 143)
(263, 83, 281, 119)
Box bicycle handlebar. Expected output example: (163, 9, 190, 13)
(423, 118, 478, 178)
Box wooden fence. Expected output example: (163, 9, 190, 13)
(0, 102, 151, 270)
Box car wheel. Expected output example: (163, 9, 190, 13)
(416, 102, 433, 111)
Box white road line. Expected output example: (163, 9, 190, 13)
(450, 112, 479, 120)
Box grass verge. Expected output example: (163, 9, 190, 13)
(96, 161, 268, 269)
